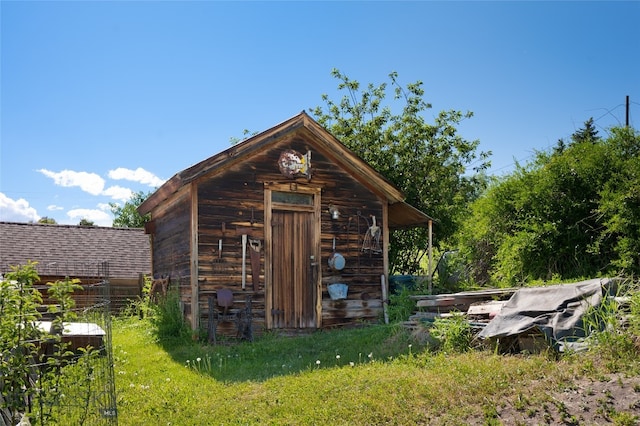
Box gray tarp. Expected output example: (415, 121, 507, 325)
(478, 278, 614, 347)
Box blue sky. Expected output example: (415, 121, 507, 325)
(1, 1, 639, 226)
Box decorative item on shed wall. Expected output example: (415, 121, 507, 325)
(249, 238, 262, 291)
(278, 149, 312, 180)
(328, 204, 340, 220)
(362, 215, 382, 254)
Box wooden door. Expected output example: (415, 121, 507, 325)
(271, 210, 316, 328)
(265, 184, 321, 330)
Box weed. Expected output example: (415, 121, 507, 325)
(612, 411, 639, 426)
(526, 407, 538, 418)
(387, 283, 422, 322)
(482, 403, 500, 425)
(430, 312, 472, 353)
(581, 281, 640, 372)
(150, 288, 190, 339)
(513, 393, 529, 411)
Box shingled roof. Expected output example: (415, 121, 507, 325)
(0, 222, 151, 279)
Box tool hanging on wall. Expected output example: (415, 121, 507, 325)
(213, 239, 224, 273)
(249, 238, 262, 291)
(362, 215, 382, 254)
(241, 234, 248, 290)
(328, 237, 346, 271)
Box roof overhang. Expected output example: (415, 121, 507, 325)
(388, 202, 434, 229)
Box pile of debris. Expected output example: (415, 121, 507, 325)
(405, 278, 628, 353)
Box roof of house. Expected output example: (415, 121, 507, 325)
(139, 111, 433, 228)
(0, 222, 151, 279)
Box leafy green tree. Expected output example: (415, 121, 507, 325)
(592, 126, 640, 273)
(311, 69, 490, 273)
(457, 121, 639, 285)
(110, 190, 152, 228)
(78, 218, 94, 226)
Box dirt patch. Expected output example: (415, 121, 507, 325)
(496, 373, 640, 425)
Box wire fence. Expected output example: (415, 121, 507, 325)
(1, 262, 117, 426)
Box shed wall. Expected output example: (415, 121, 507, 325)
(195, 137, 386, 336)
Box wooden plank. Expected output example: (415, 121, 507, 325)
(190, 182, 199, 331)
(416, 298, 459, 308)
(264, 186, 273, 329)
(467, 300, 507, 316)
(409, 311, 457, 321)
(411, 288, 517, 301)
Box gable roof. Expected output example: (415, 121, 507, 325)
(0, 222, 151, 279)
(139, 111, 433, 227)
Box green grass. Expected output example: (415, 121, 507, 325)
(112, 284, 640, 425)
(112, 317, 602, 425)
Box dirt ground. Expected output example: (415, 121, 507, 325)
(495, 373, 640, 425)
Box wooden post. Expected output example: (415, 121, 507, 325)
(381, 274, 389, 325)
(428, 219, 433, 295)
(190, 183, 199, 332)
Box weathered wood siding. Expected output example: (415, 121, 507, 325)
(148, 189, 193, 322)
(195, 136, 385, 336)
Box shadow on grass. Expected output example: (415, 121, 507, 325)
(155, 322, 426, 383)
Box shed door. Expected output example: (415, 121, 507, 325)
(266, 186, 321, 330)
(271, 210, 316, 328)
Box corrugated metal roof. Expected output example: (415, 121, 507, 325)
(0, 222, 151, 279)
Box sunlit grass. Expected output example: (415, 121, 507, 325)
(111, 281, 640, 425)
(113, 316, 599, 425)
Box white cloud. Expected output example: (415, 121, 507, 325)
(47, 204, 64, 211)
(0, 193, 40, 222)
(38, 169, 105, 195)
(108, 167, 164, 187)
(66, 208, 113, 227)
(102, 185, 133, 202)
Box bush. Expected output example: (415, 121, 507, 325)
(0, 263, 105, 425)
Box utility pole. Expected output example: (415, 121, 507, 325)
(626, 95, 630, 127)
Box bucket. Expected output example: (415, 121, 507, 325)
(327, 283, 348, 300)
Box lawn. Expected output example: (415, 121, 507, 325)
(112, 316, 640, 425)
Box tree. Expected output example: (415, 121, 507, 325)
(37, 217, 57, 224)
(110, 191, 151, 228)
(571, 117, 600, 144)
(78, 218, 94, 226)
(311, 69, 490, 274)
(457, 121, 639, 285)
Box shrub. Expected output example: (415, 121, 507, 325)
(0, 263, 106, 425)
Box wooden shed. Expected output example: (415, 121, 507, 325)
(138, 112, 433, 338)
